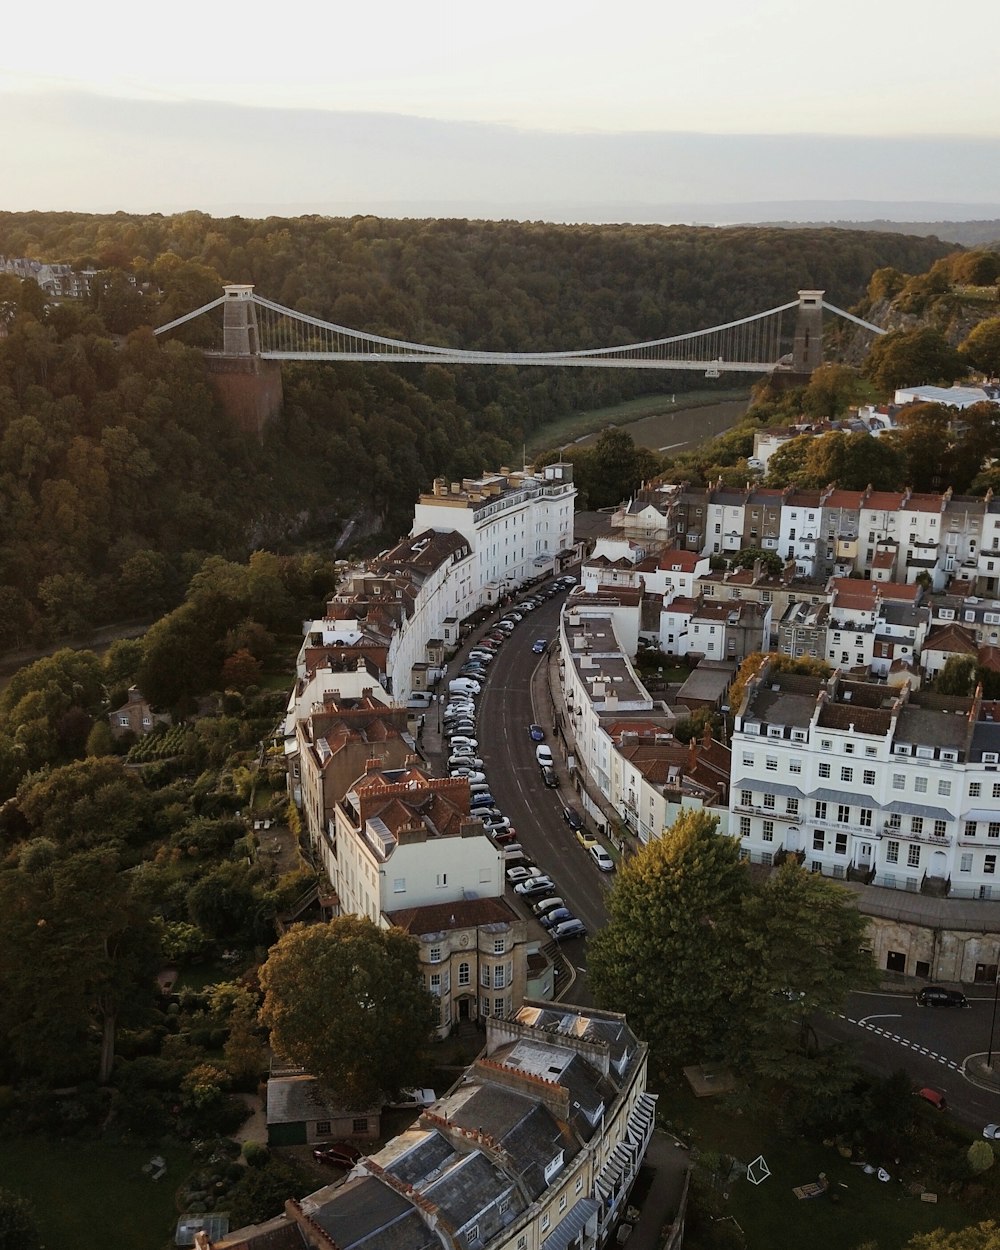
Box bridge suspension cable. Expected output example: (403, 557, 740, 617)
(153, 286, 884, 373)
(245, 293, 798, 372)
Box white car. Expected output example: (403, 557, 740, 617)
(389, 1087, 436, 1109)
(589, 845, 615, 872)
(984, 1124, 1000, 1140)
(451, 770, 486, 784)
(514, 875, 555, 897)
(535, 744, 554, 767)
(506, 865, 542, 883)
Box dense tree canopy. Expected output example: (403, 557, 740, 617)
(589, 809, 876, 1087)
(258, 916, 437, 1106)
(588, 810, 751, 1064)
(0, 211, 954, 644)
(863, 327, 966, 393)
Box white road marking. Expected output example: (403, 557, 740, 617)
(657, 440, 687, 451)
(840, 1014, 958, 1070)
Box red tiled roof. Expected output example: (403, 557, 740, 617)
(924, 623, 978, 656)
(978, 646, 1000, 672)
(824, 490, 867, 508)
(865, 492, 907, 510)
(902, 494, 944, 514)
(657, 548, 704, 572)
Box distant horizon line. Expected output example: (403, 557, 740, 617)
(7, 199, 1000, 226)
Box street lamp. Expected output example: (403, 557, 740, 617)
(988, 971, 1000, 1070)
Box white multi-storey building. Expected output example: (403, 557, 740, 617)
(412, 464, 576, 600)
(332, 763, 503, 926)
(731, 662, 1000, 920)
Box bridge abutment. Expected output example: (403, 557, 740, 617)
(204, 284, 283, 439)
(205, 355, 284, 440)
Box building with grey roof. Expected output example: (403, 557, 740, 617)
(209, 1003, 658, 1250)
(731, 660, 1000, 981)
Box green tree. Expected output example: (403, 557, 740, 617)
(802, 430, 902, 491)
(801, 364, 870, 419)
(0, 1187, 42, 1250)
(887, 402, 956, 491)
(863, 327, 966, 395)
(763, 435, 811, 487)
(222, 647, 263, 691)
(906, 1223, 1000, 1250)
(258, 916, 437, 1106)
(0, 847, 159, 1083)
(731, 547, 783, 576)
(961, 318, 1000, 377)
(588, 810, 751, 1065)
(935, 654, 977, 696)
(738, 863, 877, 1082)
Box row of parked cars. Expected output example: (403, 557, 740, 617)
(444, 577, 588, 941)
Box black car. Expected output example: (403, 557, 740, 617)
(541, 766, 560, 789)
(562, 806, 583, 831)
(916, 986, 969, 1008)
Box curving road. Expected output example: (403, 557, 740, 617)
(462, 591, 613, 992)
(819, 989, 1000, 1131)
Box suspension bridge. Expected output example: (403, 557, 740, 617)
(154, 285, 886, 377)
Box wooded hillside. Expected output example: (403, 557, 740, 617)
(0, 212, 954, 644)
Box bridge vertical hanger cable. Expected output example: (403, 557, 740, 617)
(153, 290, 885, 369)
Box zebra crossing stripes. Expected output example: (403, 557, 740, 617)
(840, 1014, 961, 1071)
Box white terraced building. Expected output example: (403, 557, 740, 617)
(731, 661, 1000, 905)
(412, 464, 577, 600)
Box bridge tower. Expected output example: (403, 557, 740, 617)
(792, 290, 824, 373)
(204, 284, 283, 440)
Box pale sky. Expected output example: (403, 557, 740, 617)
(3, 0, 1000, 216)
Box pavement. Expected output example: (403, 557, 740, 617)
(626, 1131, 691, 1250)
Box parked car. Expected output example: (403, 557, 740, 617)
(541, 766, 560, 789)
(589, 845, 615, 872)
(477, 807, 504, 822)
(514, 875, 556, 897)
(535, 745, 554, 767)
(387, 1087, 436, 1109)
(550, 918, 587, 940)
(449, 678, 481, 695)
(540, 908, 576, 929)
(491, 827, 518, 844)
(313, 1142, 363, 1168)
(917, 1087, 947, 1110)
(470, 793, 496, 808)
(449, 736, 479, 750)
(528, 723, 545, 742)
(450, 769, 486, 784)
(447, 722, 476, 737)
(507, 865, 542, 883)
(533, 896, 566, 916)
(915, 986, 969, 1008)
(562, 806, 583, 831)
(576, 827, 598, 849)
(983, 1124, 1000, 1140)
(532, 638, 548, 654)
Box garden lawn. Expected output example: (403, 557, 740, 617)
(664, 1080, 971, 1250)
(0, 1137, 194, 1250)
